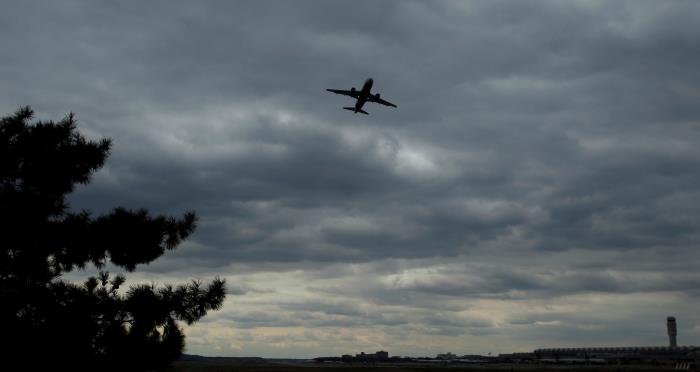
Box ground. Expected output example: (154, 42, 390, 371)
(168, 361, 681, 372)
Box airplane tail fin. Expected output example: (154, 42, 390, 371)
(343, 107, 369, 115)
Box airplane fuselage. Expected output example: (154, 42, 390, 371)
(354, 78, 374, 112)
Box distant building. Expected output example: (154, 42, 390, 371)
(499, 317, 699, 367)
(668, 316, 678, 348)
(354, 351, 389, 361)
(436, 352, 456, 360)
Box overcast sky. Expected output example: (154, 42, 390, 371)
(3, 0, 700, 358)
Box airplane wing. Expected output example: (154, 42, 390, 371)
(366, 94, 397, 108)
(326, 89, 360, 98)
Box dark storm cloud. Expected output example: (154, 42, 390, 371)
(396, 267, 700, 297)
(3, 0, 700, 354)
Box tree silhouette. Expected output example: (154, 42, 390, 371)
(0, 107, 226, 371)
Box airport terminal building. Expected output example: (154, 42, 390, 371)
(500, 317, 699, 367)
(531, 345, 699, 363)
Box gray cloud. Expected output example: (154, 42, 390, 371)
(3, 0, 700, 357)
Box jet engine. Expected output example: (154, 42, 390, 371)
(351, 87, 356, 93)
(376, 93, 381, 99)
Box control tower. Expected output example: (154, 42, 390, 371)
(667, 316, 677, 348)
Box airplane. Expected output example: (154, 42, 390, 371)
(326, 78, 397, 115)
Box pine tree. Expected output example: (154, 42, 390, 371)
(0, 107, 226, 371)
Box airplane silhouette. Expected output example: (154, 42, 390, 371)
(326, 78, 397, 115)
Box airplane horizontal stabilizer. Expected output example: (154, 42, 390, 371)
(343, 107, 368, 115)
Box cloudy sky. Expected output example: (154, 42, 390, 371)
(3, 0, 700, 358)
